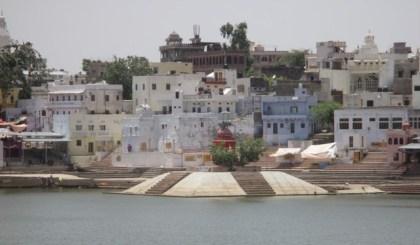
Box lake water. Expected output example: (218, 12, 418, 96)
(1, 189, 420, 245)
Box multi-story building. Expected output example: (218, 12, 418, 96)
(261, 85, 317, 145)
(48, 81, 123, 116)
(61, 113, 124, 166)
(159, 27, 248, 76)
(132, 69, 250, 116)
(334, 107, 409, 160)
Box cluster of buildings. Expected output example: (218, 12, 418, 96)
(1, 14, 420, 170)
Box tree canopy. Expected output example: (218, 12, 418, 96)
(276, 50, 306, 67)
(220, 22, 250, 51)
(210, 138, 265, 170)
(310, 101, 341, 131)
(102, 56, 152, 100)
(0, 42, 46, 100)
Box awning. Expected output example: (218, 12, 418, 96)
(399, 143, 420, 150)
(270, 148, 301, 157)
(301, 142, 337, 160)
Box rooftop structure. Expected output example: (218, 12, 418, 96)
(0, 11, 11, 48)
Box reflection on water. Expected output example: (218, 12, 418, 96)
(1, 189, 420, 245)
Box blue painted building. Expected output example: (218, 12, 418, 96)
(261, 84, 317, 145)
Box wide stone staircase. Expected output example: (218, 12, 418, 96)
(145, 172, 190, 195)
(232, 172, 275, 196)
(265, 150, 404, 186)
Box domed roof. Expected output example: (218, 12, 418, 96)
(165, 31, 182, 45)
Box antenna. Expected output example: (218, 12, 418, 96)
(193, 24, 200, 37)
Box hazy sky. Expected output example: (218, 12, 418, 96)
(1, 0, 419, 73)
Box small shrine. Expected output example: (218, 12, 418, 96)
(213, 123, 235, 149)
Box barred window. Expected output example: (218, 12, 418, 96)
(392, 117, 402, 129)
(379, 118, 389, 129)
(352, 118, 362, 129)
(339, 118, 349, 129)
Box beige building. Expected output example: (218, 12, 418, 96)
(150, 62, 193, 75)
(68, 114, 124, 165)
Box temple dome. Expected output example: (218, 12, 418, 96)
(165, 31, 183, 45)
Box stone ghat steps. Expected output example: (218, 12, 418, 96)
(277, 169, 404, 175)
(146, 172, 190, 195)
(272, 168, 404, 185)
(0, 165, 72, 174)
(141, 168, 169, 178)
(94, 179, 144, 189)
(376, 184, 420, 194)
(74, 172, 143, 179)
(232, 172, 275, 196)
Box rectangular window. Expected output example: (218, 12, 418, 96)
(392, 117, 402, 129)
(267, 123, 271, 128)
(88, 142, 94, 153)
(99, 125, 106, 131)
(88, 125, 94, 131)
(379, 118, 389, 129)
(166, 83, 171, 90)
(76, 140, 82, 146)
(105, 95, 109, 102)
(352, 118, 363, 129)
(273, 123, 278, 134)
(369, 118, 376, 122)
(152, 83, 157, 90)
(91, 95, 95, 101)
(290, 106, 298, 114)
(75, 125, 82, 131)
(142, 84, 145, 90)
(349, 136, 353, 148)
(366, 100, 374, 107)
(339, 118, 349, 129)
(414, 86, 420, 91)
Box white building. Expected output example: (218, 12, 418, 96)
(116, 108, 219, 168)
(48, 81, 124, 116)
(343, 91, 411, 108)
(334, 107, 408, 160)
(132, 72, 203, 113)
(132, 69, 250, 116)
(0, 12, 11, 48)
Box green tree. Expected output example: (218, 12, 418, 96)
(310, 101, 341, 131)
(103, 56, 152, 100)
(220, 22, 250, 51)
(0, 42, 46, 101)
(238, 138, 265, 166)
(210, 144, 238, 171)
(210, 138, 265, 170)
(277, 50, 306, 67)
(220, 22, 253, 75)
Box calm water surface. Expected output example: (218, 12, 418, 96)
(1, 189, 420, 245)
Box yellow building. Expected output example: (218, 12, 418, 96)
(0, 88, 21, 109)
(68, 113, 124, 165)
